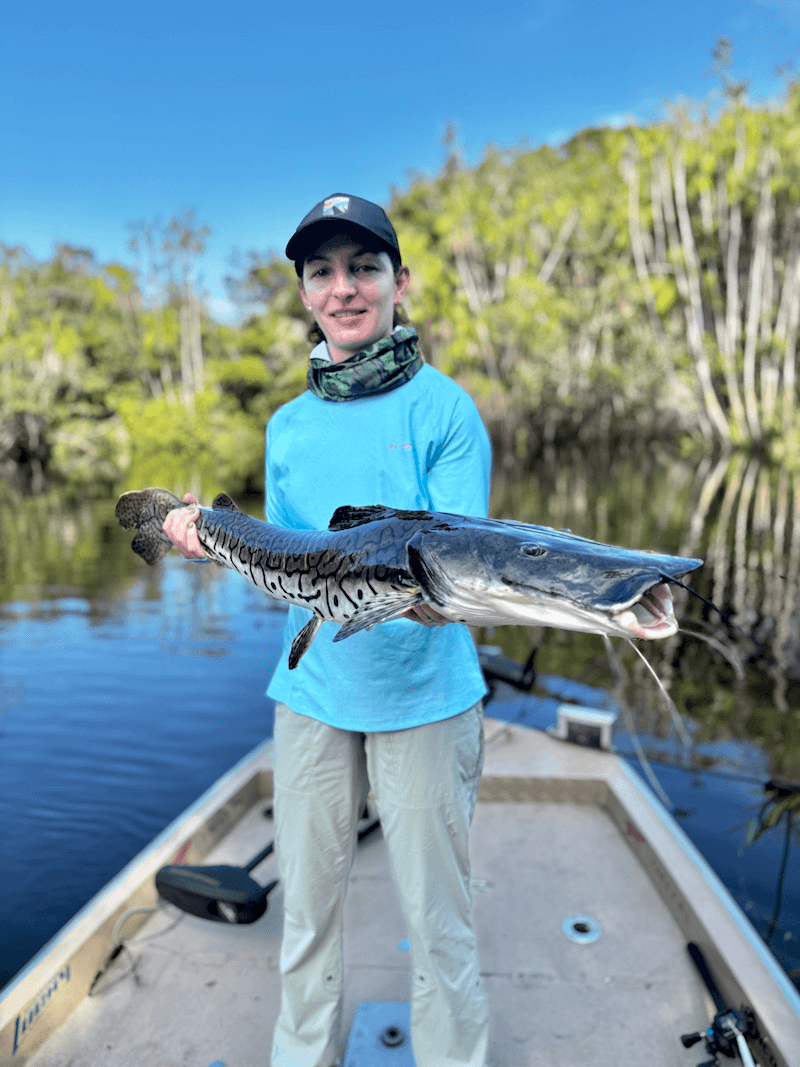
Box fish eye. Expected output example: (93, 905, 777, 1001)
(521, 543, 547, 558)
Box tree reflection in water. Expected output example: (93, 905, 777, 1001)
(491, 449, 800, 780)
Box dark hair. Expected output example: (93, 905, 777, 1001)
(295, 225, 409, 345)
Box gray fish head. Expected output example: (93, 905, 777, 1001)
(406, 518, 703, 639)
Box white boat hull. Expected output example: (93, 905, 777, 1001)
(3, 724, 798, 1067)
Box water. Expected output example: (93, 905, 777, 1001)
(1, 514, 284, 988)
(2, 461, 800, 993)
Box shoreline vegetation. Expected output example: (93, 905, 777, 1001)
(2, 68, 800, 498)
(5, 58, 800, 971)
(3, 61, 800, 779)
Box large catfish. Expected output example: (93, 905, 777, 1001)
(116, 489, 703, 668)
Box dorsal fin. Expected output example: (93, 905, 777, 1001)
(212, 493, 243, 512)
(327, 505, 396, 531)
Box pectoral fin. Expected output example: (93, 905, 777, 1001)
(288, 616, 323, 670)
(333, 591, 423, 642)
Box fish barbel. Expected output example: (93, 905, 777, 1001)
(115, 488, 703, 669)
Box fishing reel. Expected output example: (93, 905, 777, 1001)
(680, 943, 762, 1067)
(681, 1006, 759, 1067)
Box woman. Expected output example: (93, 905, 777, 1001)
(164, 194, 491, 1067)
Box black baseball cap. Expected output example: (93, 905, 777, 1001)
(285, 193, 401, 263)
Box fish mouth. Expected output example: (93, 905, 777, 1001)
(612, 582, 677, 638)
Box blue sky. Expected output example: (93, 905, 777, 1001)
(2, 0, 798, 321)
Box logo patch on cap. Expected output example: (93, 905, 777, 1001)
(323, 196, 350, 216)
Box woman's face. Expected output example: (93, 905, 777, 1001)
(298, 232, 410, 363)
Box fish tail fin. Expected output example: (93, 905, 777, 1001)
(115, 488, 184, 565)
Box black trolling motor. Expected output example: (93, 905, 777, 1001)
(680, 942, 762, 1067)
(156, 838, 279, 924)
(478, 644, 537, 701)
(155, 807, 382, 924)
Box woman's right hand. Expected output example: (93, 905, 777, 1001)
(162, 493, 206, 559)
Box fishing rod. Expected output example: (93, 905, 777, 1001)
(680, 942, 761, 1067)
(155, 809, 382, 924)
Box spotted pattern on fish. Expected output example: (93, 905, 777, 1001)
(116, 489, 424, 653)
(116, 487, 703, 669)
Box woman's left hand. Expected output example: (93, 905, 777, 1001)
(162, 493, 206, 559)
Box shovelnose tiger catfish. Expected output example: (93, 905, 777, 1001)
(116, 488, 703, 669)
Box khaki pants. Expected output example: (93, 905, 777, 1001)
(271, 701, 489, 1067)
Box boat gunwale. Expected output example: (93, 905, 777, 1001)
(0, 737, 275, 1064)
(478, 720, 800, 1067)
(4, 723, 800, 1067)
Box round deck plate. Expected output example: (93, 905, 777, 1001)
(561, 914, 602, 944)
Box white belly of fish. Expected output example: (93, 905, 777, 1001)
(431, 579, 679, 639)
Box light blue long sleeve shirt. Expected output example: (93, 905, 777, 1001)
(265, 362, 492, 731)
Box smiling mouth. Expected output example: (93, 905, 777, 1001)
(331, 309, 366, 319)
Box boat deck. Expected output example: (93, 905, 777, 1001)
(15, 718, 800, 1067)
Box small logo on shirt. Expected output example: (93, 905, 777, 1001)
(323, 196, 350, 216)
(388, 443, 412, 450)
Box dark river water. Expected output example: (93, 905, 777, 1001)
(2, 454, 800, 993)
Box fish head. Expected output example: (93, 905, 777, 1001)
(406, 518, 703, 640)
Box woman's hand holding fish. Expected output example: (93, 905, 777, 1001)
(404, 604, 449, 627)
(162, 493, 206, 559)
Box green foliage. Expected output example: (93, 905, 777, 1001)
(116, 390, 265, 495)
(4, 79, 800, 495)
(0, 236, 310, 496)
(390, 80, 800, 462)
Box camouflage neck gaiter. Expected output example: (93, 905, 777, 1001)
(306, 327, 423, 402)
